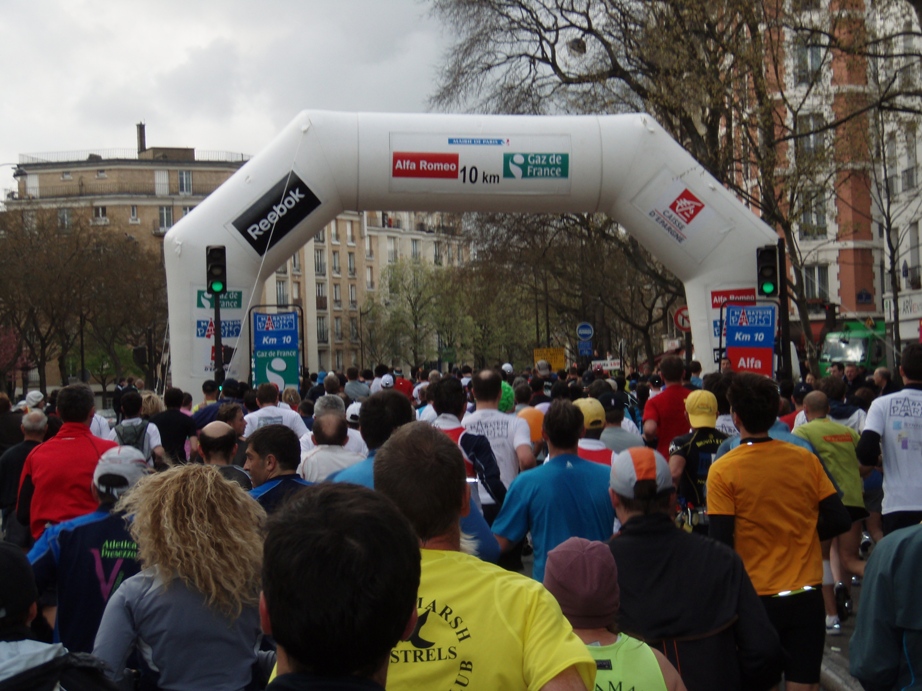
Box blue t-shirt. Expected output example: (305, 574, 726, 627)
(330, 450, 500, 563)
(249, 475, 313, 514)
(491, 453, 615, 582)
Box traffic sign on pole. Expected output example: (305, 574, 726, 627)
(576, 322, 594, 341)
(674, 306, 691, 333)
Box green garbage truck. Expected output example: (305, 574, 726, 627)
(818, 319, 888, 377)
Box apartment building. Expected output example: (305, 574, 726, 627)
(263, 210, 468, 375)
(5, 124, 249, 256)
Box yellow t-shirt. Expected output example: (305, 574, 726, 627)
(387, 549, 596, 691)
(706, 439, 837, 596)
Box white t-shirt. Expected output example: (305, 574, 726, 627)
(297, 445, 366, 482)
(462, 408, 531, 504)
(620, 417, 640, 435)
(90, 413, 111, 439)
(299, 427, 368, 457)
(108, 418, 161, 465)
(864, 388, 922, 513)
(243, 405, 309, 438)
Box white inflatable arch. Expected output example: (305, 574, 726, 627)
(164, 111, 777, 394)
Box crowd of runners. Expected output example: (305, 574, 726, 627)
(1, 344, 921, 690)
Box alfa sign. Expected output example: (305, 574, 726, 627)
(725, 305, 775, 377)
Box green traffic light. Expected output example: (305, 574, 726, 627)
(760, 281, 775, 295)
(209, 281, 225, 294)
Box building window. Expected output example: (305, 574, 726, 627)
(314, 249, 326, 275)
(335, 351, 344, 371)
(434, 241, 442, 265)
(292, 252, 302, 274)
(315, 228, 325, 244)
(93, 206, 108, 225)
(159, 206, 173, 230)
(794, 39, 823, 85)
(366, 266, 374, 289)
(331, 224, 340, 244)
(332, 251, 341, 275)
(796, 113, 826, 160)
(803, 264, 829, 301)
(387, 237, 398, 263)
(903, 129, 918, 192)
(349, 283, 357, 308)
(907, 222, 921, 290)
(130, 205, 139, 224)
(61, 171, 73, 181)
(799, 188, 827, 238)
(179, 170, 192, 195)
(96, 169, 107, 179)
(334, 317, 343, 341)
(334, 284, 342, 309)
(447, 244, 454, 264)
(350, 317, 359, 341)
(276, 280, 289, 305)
(347, 221, 355, 245)
(347, 252, 355, 276)
(182, 206, 195, 217)
(412, 239, 421, 259)
(316, 281, 327, 310)
(365, 234, 373, 258)
(58, 208, 72, 231)
(317, 316, 328, 344)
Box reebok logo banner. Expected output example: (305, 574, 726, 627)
(232, 172, 321, 255)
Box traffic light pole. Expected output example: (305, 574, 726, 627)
(212, 296, 224, 384)
(777, 236, 792, 381)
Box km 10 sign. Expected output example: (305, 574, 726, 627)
(725, 305, 775, 377)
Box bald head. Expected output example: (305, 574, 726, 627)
(312, 412, 348, 447)
(199, 420, 238, 464)
(21, 410, 48, 440)
(803, 391, 829, 419)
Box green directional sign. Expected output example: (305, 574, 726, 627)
(196, 290, 243, 310)
(503, 153, 569, 179)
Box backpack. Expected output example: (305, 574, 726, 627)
(114, 421, 152, 462)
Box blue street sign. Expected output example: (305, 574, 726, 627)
(576, 322, 594, 341)
(725, 306, 775, 349)
(577, 340, 593, 357)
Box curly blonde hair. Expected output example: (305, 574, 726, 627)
(117, 464, 266, 618)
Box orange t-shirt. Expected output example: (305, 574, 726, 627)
(517, 407, 544, 444)
(706, 439, 837, 596)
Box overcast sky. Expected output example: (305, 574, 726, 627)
(0, 0, 446, 187)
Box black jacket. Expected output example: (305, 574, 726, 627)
(610, 513, 783, 691)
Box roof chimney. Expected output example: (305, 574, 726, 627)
(137, 122, 146, 154)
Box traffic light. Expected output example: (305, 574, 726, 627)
(206, 245, 227, 295)
(756, 245, 779, 297)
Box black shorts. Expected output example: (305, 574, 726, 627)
(847, 505, 870, 523)
(883, 510, 922, 535)
(760, 588, 825, 684)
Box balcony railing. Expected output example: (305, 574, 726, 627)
(317, 331, 329, 344)
(19, 148, 250, 164)
(10, 180, 225, 200)
(314, 263, 326, 276)
(333, 300, 342, 310)
(316, 296, 328, 310)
